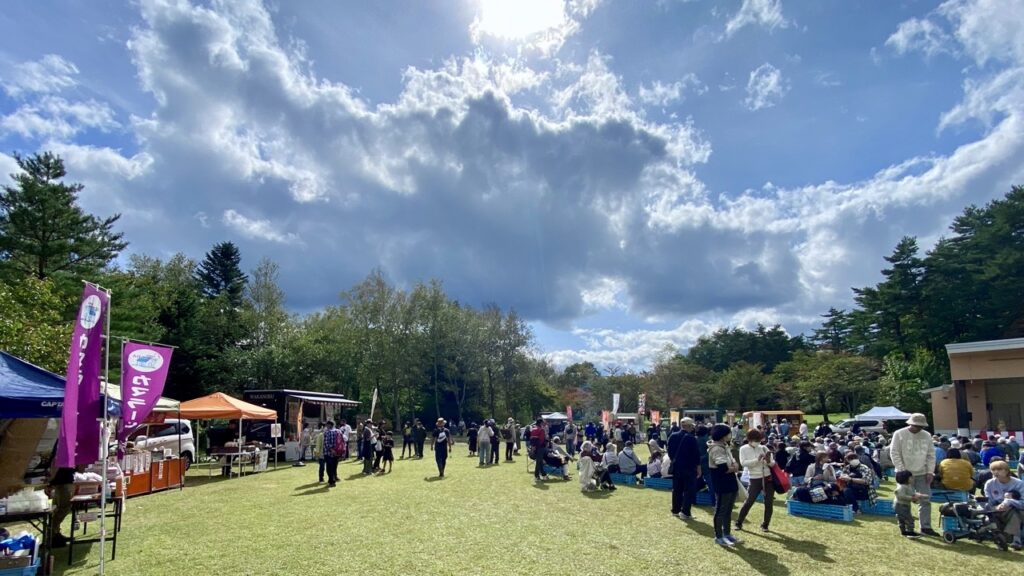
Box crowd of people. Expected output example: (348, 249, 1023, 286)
(297, 411, 1023, 552)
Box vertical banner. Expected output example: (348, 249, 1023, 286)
(369, 387, 379, 421)
(651, 410, 661, 425)
(670, 410, 680, 425)
(118, 342, 174, 442)
(56, 284, 109, 467)
(612, 393, 620, 414)
(638, 393, 646, 416)
(566, 405, 573, 422)
(601, 410, 610, 431)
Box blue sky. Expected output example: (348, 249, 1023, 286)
(1, 0, 1022, 370)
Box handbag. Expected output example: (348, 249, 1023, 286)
(809, 486, 827, 502)
(736, 474, 748, 502)
(770, 462, 790, 494)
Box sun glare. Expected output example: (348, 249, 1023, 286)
(474, 0, 567, 40)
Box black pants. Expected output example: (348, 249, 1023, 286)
(713, 490, 738, 539)
(673, 469, 697, 515)
(737, 477, 774, 528)
(436, 450, 448, 476)
(416, 439, 425, 458)
(506, 441, 515, 461)
(534, 447, 545, 479)
(317, 458, 325, 482)
(324, 456, 339, 484)
(491, 441, 500, 464)
(401, 437, 413, 458)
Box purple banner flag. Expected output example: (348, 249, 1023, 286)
(118, 342, 173, 441)
(56, 284, 109, 467)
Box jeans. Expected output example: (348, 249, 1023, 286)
(479, 442, 491, 465)
(534, 446, 545, 479)
(401, 438, 413, 458)
(911, 474, 932, 530)
(324, 455, 339, 485)
(672, 468, 697, 515)
(713, 490, 738, 539)
(896, 502, 914, 533)
(843, 487, 868, 511)
(737, 477, 774, 528)
(506, 441, 515, 461)
(50, 483, 73, 539)
(566, 439, 576, 456)
(416, 439, 425, 458)
(317, 458, 325, 482)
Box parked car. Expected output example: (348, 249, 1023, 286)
(831, 418, 884, 435)
(127, 418, 196, 468)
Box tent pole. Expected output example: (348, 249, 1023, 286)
(236, 418, 243, 478)
(178, 405, 183, 491)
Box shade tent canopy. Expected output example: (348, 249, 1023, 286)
(856, 406, 911, 421)
(542, 412, 569, 421)
(178, 392, 276, 420)
(102, 381, 179, 415)
(285, 393, 359, 407)
(0, 351, 65, 418)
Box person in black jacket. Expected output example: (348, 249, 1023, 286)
(670, 417, 701, 520)
(787, 441, 816, 484)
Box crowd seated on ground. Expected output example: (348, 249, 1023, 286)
(618, 441, 648, 479)
(544, 437, 573, 480)
(578, 440, 615, 491)
(984, 460, 1024, 550)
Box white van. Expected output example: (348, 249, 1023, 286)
(127, 418, 196, 468)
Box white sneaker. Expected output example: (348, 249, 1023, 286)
(725, 535, 742, 545)
(678, 512, 692, 520)
(715, 537, 734, 547)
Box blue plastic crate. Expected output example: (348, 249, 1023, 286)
(786, 500, 855, 522)
(930, 490, 968, 503)
(695, 491, 715, 506)
(644, 477, 673, 490)
(883, 467, 895, 478)
(609, 473, 637, 486)
(0, 558, 39, 576)
(543, 465, 564, 476)
(858, 499, 895, 515)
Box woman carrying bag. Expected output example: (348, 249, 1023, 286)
(735, 429, 775, 532)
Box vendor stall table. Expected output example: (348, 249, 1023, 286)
(67, 493, 121, 566)
(123, 457, 185, 498)
(0, 509, 51, 575)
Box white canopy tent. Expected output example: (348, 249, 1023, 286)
(855, 406, 911, 421)
(542, 412, 569, 421)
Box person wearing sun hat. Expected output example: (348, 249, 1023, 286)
(891, 413, 937, 536)
(432, 418, 453, 478)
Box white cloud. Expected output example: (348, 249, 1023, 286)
(2, 54, 79, 97)
(744, 63, 788, 110)
(470, 0, 602, 58)
(637, 74, 707, 107)
(725, 0, 789, 39)
(1, 96, 118, 139)
(223, 210, 302, 245)
(938, 0, 1024, 66)
(814, 71, 842, 88)
(885, 17, 955, 58)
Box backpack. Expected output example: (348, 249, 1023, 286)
(501, 427, 513, 441)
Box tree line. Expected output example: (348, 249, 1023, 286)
(2, 151, 1022, 423)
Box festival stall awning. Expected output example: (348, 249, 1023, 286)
(0, 351, 66, 419)
(855, 406, 911, 421)
(286, 392, 360, 407)
(542, 412, 569, 421)
(103, 381, 179, 414)
(178, 392, 276, 420)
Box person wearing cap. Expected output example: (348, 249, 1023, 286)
(707, 424, 741, 547)
(413, 419, 427, 459)
(669, 417, 700, 520)
(502, 418, 517, 461)
(564, 420, 579, 457)
(890, 413, 937, 536)
(432, 418, 453, 478)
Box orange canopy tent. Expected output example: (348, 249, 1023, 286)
(179, 392, 276, 421)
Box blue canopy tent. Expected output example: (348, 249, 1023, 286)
(0, 351, 66, 419)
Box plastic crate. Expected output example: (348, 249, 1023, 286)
(644, 477, 673, 490)
(609, 473, 637, 486)
(858, 499, 895, 515)
(883, 467, 895, 478)
(695, 491, 715, 506)
(543, 465, 564, 476)
(930, 490, 968, 503)
(786, 500, 855, 522)
(0, 558, 39, 576)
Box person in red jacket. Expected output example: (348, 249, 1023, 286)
(531, 419, 547, 482)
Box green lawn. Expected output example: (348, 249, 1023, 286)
(33, 443, 1019, 575)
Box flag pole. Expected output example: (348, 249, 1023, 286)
(98, 285, 112, 576)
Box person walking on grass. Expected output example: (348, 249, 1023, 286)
(890, 413, 937, 536)
(362, 421, 376, 475)
(322, 421, 342, 488)
(378, 432, 395, 474)
(670, 417, 700, 520)
(488, 420, 501, 465)
(433, 418, 453, 477)
(339, 419, 351, 460)
(708, 424, 741, 547)
(531, 418, 548, 483)
(504, 418, 517, 462)
(478, 421, 493, 466)
(414, 419, 427, 459)
(565, 420, 578, 457)
(468, 422, 479, 456)
(401, 421, 414, 459)
(735, 429, 775, 533)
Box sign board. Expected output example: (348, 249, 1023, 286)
(270, 423, 282, 438)
(255, 450, 269, 472)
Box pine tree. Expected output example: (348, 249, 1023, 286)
(195, 241, 248, 307)
(0, 151, 127, 280)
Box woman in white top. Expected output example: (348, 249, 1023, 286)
(735, 429, 775, 532)
(477, 422, 493, 466)
(602, 443, 620, 473)
(805, 451, 838, 487)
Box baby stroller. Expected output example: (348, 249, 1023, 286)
(939, 497, 1009, 551)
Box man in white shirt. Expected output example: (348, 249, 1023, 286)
(339, 420, 352, 460)
(890, 413, 937, 536)
(799, 420, 808, 438)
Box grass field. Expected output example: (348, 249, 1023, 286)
(34, 442, 1020, 575)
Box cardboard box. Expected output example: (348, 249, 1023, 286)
(0, 555, 32, 569)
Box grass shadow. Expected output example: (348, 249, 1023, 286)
(531, 482, 550, 490)
(345, 472, 373, 481)
(424, 476, 446, 482)
(911, 532, 1019, 561)
(726, 543, 791, 576)
(755, 531, 835, 564)
(582, 490, 612, 499)
(293, 482, 321, 490)
(292, 486, 330, 496)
